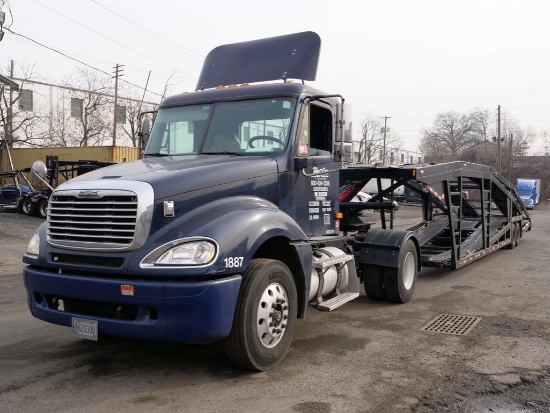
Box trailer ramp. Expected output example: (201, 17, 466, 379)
(340, 161, 531, 270)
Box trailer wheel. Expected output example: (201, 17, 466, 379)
(514, 222, 521, 247)
(383, 240, 417, 303)
(362, 265, 386, 301)
(506, 225, 516, 249)
(20, 198, 37, 216)
(38, 199, 48, 218)
(224, 258, 297, 371)
(507, 223, 519, 249)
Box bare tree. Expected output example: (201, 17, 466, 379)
(420, 111, 476, 159)
(358, 114, 402, 164)
(469, 107, 494, 142)
(48, 68, 113, 147)
(541, 130, 550, 155)
(118, 93, 157, 147)
(501, 118, 535, 157)
(0, 63, 48, 148)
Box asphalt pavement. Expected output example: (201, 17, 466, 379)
(0, 205, 549, 413)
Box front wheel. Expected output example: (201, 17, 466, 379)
(224, 258, 297, 371)
(383, 240, 418, 303)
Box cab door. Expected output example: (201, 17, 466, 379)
(291, 102, 340, 237)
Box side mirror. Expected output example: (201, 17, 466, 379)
(31, 160, 47, 183)
(31, 160, 54, 191)
(140, 118, 151, 149)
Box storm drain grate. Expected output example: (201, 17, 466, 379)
(421, 314, 482, 336)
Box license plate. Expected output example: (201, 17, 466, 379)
(72, 317, 98, 341)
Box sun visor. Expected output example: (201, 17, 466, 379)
(196, 31, 321, 91)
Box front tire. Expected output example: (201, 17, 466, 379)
(224, 258, 297, 371)
(383, 240, 418, 303)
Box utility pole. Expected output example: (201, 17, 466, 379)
(0, 0, 5, 42)
(507, 133, 513, 182)
(112, 63, 124, 152)
(381, 116, 391, 163)
(361, 123, 368, 164)
(7, 59, 14, 148)
(496, 105, 501, 173)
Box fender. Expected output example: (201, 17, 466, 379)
(357, 228, 421, 270)
(128, 195, 312, 316)
(128, 195, 309, 275)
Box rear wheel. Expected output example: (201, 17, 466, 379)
(224, 258, 297, 371)
(19, 197, 37, 216)
(362, 264, 386, 300)
(383, 240, 417, 303)
(38, 199, 48, 218)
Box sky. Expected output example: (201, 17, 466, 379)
(1, 0, 550, 154)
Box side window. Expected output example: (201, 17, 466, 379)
(297, 104, 333, 156)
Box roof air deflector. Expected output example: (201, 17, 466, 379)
(196, 31, 321, 91)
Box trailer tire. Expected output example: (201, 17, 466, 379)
(506, 224, 516, 249)
(383, 240, 417, 303)
(514, 222, 521, 247)
(507, 223, 519, 249)
(362, 265, 386, 301)
(38, 199, 48, 218)
(224, 258, 297, 371)
(20, 198, 37, 216)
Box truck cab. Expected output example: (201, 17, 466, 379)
(23, 32, 362, 371)
(516, 178, 541, 209)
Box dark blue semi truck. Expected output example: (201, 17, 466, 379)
(23, 32, 531, 370)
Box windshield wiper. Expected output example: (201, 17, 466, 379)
(143, 153, 169, 157)
(202, 151, 245, 156)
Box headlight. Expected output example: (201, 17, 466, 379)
(157, 241, 216, 265)
(141, 238, 218, 267)
(25, 232, 40, 258)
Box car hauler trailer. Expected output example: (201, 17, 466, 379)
(22, 32, 532, 371)
(17, 157, 115, 218)
(1, 156, 114, 218)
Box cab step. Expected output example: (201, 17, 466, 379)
(316, 292, 360, 312)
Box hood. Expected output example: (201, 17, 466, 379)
(67, 155, 279, 199)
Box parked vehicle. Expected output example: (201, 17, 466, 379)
(361, 177, 405, 199)
(16, 157, 115, 218)
(22, 32, 532, 371)
(516, 178, 541, 209)
(0, 183, 32, 204)
(352, 191, 400, 212)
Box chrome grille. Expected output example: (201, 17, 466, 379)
(47, 181, 154, 252)
(48, 194, 137, 246)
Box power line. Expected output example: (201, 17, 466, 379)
(31, 0, 196, 81)
(89, 0, 204, 62)
(4, 27, 165, 98)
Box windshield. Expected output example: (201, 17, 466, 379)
(144, 98, 296, 156)
(517, 189, 532, 197)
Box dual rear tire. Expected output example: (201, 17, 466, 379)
(19, 197, 48, 218)
(362, 240, 418, 304)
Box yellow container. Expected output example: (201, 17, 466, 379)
(1, 146, 140, 186)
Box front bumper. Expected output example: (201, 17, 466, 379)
(24, 266, 241, 343)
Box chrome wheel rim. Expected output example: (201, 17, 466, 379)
(256, 282, 289, 348)
(402, 252, 416, 290)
